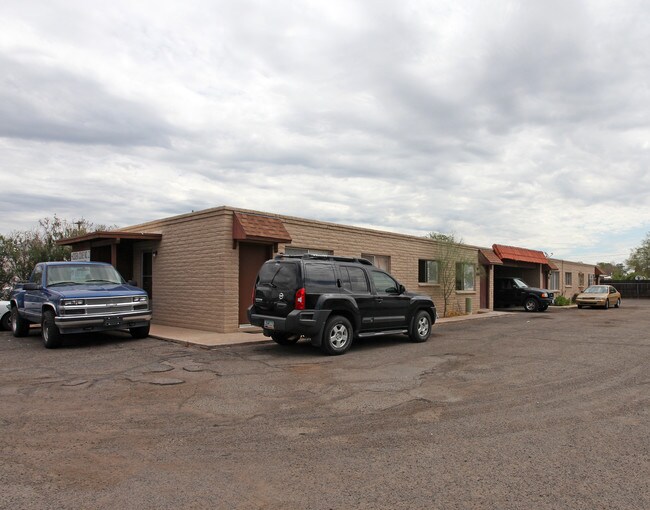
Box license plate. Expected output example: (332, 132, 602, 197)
(104, 317, 123, 327)
(264, 319, 275, 330)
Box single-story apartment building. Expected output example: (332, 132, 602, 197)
(59, 206, 599, 333)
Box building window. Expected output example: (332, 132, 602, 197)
(588, 274, 595, 286)
(362, 253, 390, 271)
(549, 271, 560, 290)
(285, 247, 333, 256)
(455, 263, 475, 291)
(565, 272, 572, 286)
(578, 272, 585, 287)
(418, 260, 439, 284)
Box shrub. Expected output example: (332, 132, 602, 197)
(553, 295, 572, 306)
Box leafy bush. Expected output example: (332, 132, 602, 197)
(553, 295, 572, 306)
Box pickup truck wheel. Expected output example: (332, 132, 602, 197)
(11, 307, 30, 337)
(524, 297, 539, 312)
(271, 332, 300, 345)
(1, 312, 11, 331)
(409, 310, 431, 343)
(320, 316, 353, 355)
(130, 324, 151, 339)
(42, 310, 62, 349)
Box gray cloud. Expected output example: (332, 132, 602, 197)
(0, 55, 178, 146)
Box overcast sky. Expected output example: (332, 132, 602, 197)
(1, 0, 649, 264)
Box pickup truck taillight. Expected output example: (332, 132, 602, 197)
(295, 288, 306, 310)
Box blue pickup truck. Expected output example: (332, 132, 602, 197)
(10, 261, 152, 348)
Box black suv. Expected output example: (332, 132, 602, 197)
(247, 254, 437, 355)
(494, 277, 554, 312)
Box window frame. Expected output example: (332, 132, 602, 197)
(362, 253, 391, 271)
(565, 272, 573, 286)
(455, 262, 475, 291)
(418, 259, 439, 284)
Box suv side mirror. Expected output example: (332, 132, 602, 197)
(23, 282, 40, 291)
(398, 284, 406, 294)
(127, 280, 138, 287)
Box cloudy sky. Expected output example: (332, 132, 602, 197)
(1, 0, 649, 264)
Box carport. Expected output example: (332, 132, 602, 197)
(492, 244, 556, 287)
(57, 231, 162, 297)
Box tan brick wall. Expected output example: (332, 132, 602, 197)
(120, 206, 483, 332)
(549, 258, 597, 299)
(122, 208, 233, 331)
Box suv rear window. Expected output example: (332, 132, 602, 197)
(304, 263, 337, 290)
(340, 266, 370, 293)
(258, 262, 300, 289)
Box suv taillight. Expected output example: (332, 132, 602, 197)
(295, 287, 306, 310)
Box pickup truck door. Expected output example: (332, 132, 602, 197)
(24, 264, 46, 321)
(368, 270, 410, 330)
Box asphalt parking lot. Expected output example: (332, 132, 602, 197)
(1, 302, 648, 510)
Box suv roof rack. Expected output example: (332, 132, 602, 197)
(274, 253, 374, 266)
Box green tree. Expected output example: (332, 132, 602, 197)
(626, 233, 650, 279)
(0, 215, 115, 296)
(596, 261, 627, 280)
(426, 232, 475, 318)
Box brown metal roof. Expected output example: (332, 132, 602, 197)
(232, 212, 292, 243)
(492, 244, 550, 265)
(478, 248, 503, 265)
(546, 261, 559, 271)
(57, 231, 162, 246)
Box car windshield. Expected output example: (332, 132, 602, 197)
(584, 286, 607, 294)
(46, 264, 125, 286)
(512, 278, 528, 289)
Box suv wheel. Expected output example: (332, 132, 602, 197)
(409, 310, 431, 343)
(271, 332, 300, 345)
(320, 316, 353, 355)
(524, 297, 539, 312)
(42, 310, 63, 349)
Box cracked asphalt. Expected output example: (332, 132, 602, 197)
(1, 301, 648, 509)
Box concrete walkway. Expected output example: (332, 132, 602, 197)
(149, 310, 512, 348)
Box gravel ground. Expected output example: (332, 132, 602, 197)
(1, 301, 648, 509)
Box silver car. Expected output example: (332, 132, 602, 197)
(1, 300, 10, 331)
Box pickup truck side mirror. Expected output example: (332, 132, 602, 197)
(127, 280, 138, 287)
(23, 282, 40, 291)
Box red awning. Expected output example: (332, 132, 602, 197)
(492, 244, 550, 265)
(479, 248, 503, 265)
(232, 212, 292, 243)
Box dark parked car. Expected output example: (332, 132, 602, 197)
(494, 277, 554, 312)
(248, 254, 437, 355)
